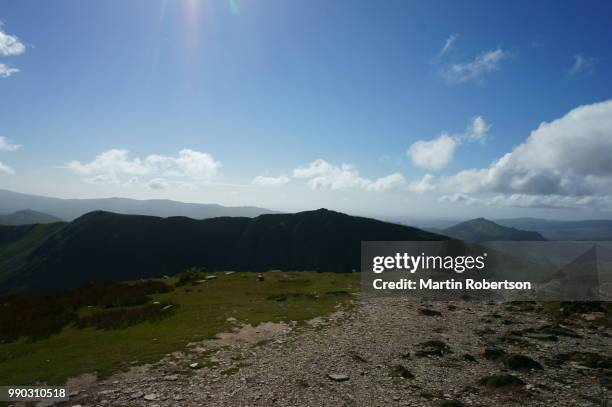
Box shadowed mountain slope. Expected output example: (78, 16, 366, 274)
(0, 209, 64, 225)
(0, 209, 446, 293)
(441, 218, 546, 241)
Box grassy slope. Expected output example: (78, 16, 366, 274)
(0, 222, 65, 284)
(0, 271, 359, 385)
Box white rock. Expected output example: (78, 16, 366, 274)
(143, 393, 158, 400)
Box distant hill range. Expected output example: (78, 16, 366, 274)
(436, 218, 546, 241)
(0, 189, 277, 221)
(0, 210, 63, 225)
(496, 218, 612, 241)
(0, 209, 446, 293)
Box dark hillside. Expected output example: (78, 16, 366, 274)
(1, 209, 446, 293)
(442, 218, 546, 241)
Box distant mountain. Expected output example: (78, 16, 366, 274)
(496, 218, 612, 241)
(0, 209, 64, 225)
(0, 209, 447, 293)
(0, 189, 277, 221)
(440, 218, 546, 241)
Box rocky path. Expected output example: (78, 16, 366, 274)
(66, 297, 611, 406)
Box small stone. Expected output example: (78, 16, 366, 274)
(163, 374, 179, 381)
(189, 362, 200, 369)
(483, 347, 506, 361)
(205, 275, 217, 280)
(419, 308, 442, 317)
(328, 373, 350, 382)
(143, 393, 158, 400)
(131, 391, 144, 399)
(390, 364, 414, 379)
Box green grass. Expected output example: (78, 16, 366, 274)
(0, 271, 358, 385)
(0, 223, 64, 284)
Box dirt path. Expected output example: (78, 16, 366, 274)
(66, 296, 610, 406)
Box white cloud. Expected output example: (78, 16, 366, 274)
(467, 116, 490, 142)
(85, 174, 120, 185)
(0, 136, 22, 152)
(0, 161, 15, 175)
(407, 134, 458, 170)
(0, 28, 26, 56)
(443, 48, 508, 83)
(439, 34, 459, 56)
(293, 159, 405, 192)
(569, 54, 595, 76)
(65, 149, 149, 176)
(145, 149, 219, 181)
(407, 174, 435, 194)
(147, 178, 169, 190)
(441, 99, 612, 211)
(252, 175, 290, 187)
(64, 148, 220, 186)
(439, 193, 480, 206)
(0, 63, 19, 78)
(365, 172, 405, 192)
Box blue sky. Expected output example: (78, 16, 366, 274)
(1, 0, 611, 220)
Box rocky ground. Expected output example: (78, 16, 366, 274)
(54, 296, 611, 406)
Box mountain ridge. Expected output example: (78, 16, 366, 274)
(440, 217, 546, 241)
(0, 189, 277, 221)
(0, 208, 447, 293)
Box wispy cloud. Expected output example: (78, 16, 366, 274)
(568, 54, 596, 76)
(466, 115, 491, 143)
(442, 48, 508, 83)
(439, 34, 459, 56)
(0, 63, 19, 78)
(0, 25, 25, 79)
(252, 175, 290, 187)
(0, 136, 22, 152)
(0, 161, 15, 175)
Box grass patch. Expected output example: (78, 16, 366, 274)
(220, 366, 240, 376)
(0, 271, 359, 385)
(75, 303, 176, 330)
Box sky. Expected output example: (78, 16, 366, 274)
(0, 0, 612, 221)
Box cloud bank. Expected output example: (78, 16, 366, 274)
(64, 149, 220, 186)
(293, 159, 405, 192)
(441, 99, 612, 210)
